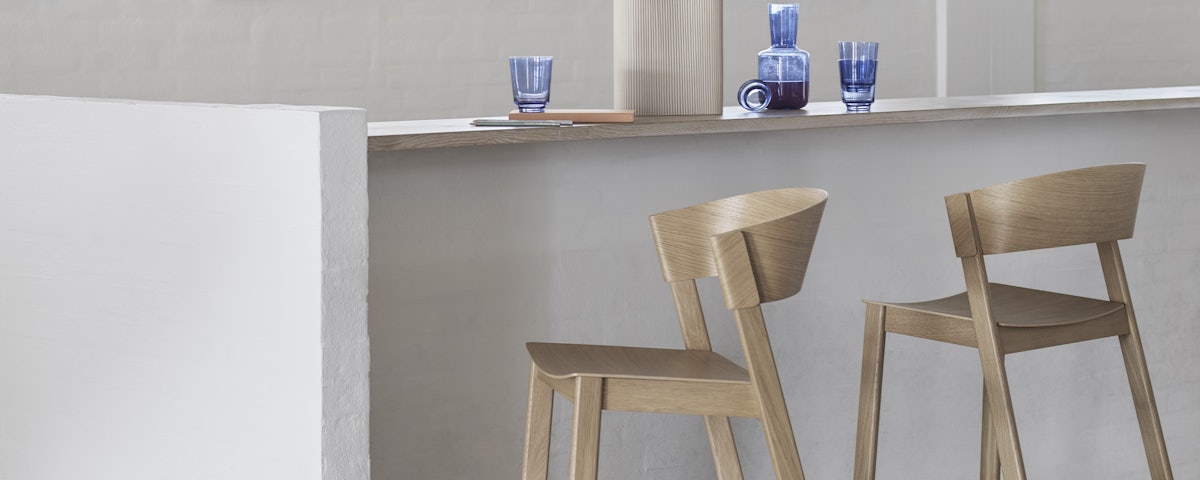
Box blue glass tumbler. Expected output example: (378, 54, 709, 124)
(838, 42, 878, 112)
(509, 56, 553, 113)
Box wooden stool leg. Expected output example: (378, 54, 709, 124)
(854, 303, 886, 480)
(1098, 242, 1174, 479)
(522, 361, 554, 480)
(980, 381, 1000, 480)
(977, 353, 1027, 480)
(703, 416, 744, 480)
(756, 378, 806, 480)
(569, 377, 603, 480)
(736, 307, 805, 480)
(1119, 333, 1174, 479)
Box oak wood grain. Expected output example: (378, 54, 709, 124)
(704, 415, 745, 480)
(874, 283, 1125, 327)
(961, 258, 1028, 480)
(668, 279, 745, 479)
(736, 306, 806, 480)
(603, 379, 759, 417)
(981, 381, 1001, 480)
(522, 361, 553, 480)
(526, 342, 750, 383)
(856, 163, 1171, 480)
(963, 164, 1144, 255)
(521, 188, 826, 480)
(712, 230, 760, 310)
(671, 280, 712, 351)
(853, 303, 886, 480)
(650, 188, 826, 285)
(1099, 242, 1174, 479)
(569, 377, 602, 480)
(999, 311, 1129, 354)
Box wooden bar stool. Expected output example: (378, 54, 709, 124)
(853, 163, 1174, 480)
(521, 188, 828, 480)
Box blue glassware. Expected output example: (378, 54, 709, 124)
(738, 79, 773, 112)
(838, 41, 879, 112)
(758, 4, 809, 110)
(509, 56, 553, 113)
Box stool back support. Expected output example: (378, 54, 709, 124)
(651, 188, 827, 309)
(946, 163, 1144, 257)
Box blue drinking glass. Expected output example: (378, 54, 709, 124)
(509, 56, 553, 113)
(838, 42, 879, 112)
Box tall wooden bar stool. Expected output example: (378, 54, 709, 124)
(853, 163, 1173, 480)
(521, 188, 828, 480)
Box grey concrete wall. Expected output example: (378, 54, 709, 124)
(1036, 1, 1200, 92)
(368, 109, 1200, 479)
(6, 1, 1197, 121)
(0, 0, 936, 121)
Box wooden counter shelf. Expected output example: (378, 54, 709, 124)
(367, 86, 1200, 152)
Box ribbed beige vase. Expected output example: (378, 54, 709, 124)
(614, 0, 724, 116)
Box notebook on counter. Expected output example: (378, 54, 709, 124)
(509, 109, 635, 123)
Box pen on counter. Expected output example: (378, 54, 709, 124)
(471, 119, 573, 127)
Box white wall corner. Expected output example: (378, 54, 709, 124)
(318, 108, 371, 480)
(0, 95, 368, 480)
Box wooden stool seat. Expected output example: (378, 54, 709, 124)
(872, 283, 1125, 327)
(871, 283, 1132, 356)
(527, 342, 750, 383)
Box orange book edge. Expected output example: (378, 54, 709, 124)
(509, 109, 635, 123)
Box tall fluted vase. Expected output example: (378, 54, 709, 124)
(613, 0, 723, 116)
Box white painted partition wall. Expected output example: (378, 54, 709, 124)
(0, 95, 370, 480)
